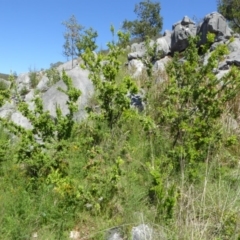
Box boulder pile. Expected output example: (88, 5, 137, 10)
(127, 12, 237, 79)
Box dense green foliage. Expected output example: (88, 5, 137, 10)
(160, 36, 240, 180)
(217, 0, 240, 32)
(122, 0, 163, 40)
(1, 29, 240, 239)
(81, 28, 138, 128)
(76, 27, 98, 56)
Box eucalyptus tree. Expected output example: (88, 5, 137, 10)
(62, 15, 84, 68)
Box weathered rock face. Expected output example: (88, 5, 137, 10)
(207, 36, 240, 71)
(0, 102, 32, 129)
(227, 37, 240, 53)
(171, 16, 197, 52)
(132, 224, 153, 240)
(153, 56, 171, 83)
(126, 12, 235, 79)
(128, 51, 146, 61)
(42, 65, 94, 120)
(0, 59, 94, 129)
(197, 12, 232, 45)
(153, 56, 171, 72)
(128, 40, 154, 61)
(16, 73, 31, 93)
(156, 30, 172, 58)
(36, 76, 49, 92)
(57, 59, 79, 71)
(225, 37, 240, 67)
(128, 59, 145, 77)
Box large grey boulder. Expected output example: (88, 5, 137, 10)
(0, 102, 15, 119)
(11, 111, 32, 129)
(228, 38, 240, 53)
(0, 102, 32, 129)
(42, 67, 93, 120)
(128, 40, 155, 61)
(128, 59, 144, 77)
(171, 16, 197, 52)
(132, 224, 153, 240)
(153, 56, 171, 83)
(131, 42, 146, 52)
(36, 75, 50, 92)
(57, 59, 79, 71)
(197, 12, 232, 45)
(128, 51, 146, 61)
(208, 38, 240, 71)
(153, 56, 171, 72)
(16, 73, 31, 93)
(226, 54, 240, 67)
(156, 30, 172, 57)
(216, 69, 230, 80)
(24, 89, 35, 103)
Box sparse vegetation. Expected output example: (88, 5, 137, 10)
(29, 68, 40, 88)
(45, 66, 61, 86)
(62, 14, 84, 68)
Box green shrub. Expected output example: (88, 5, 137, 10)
(156, 35, 240, 180)
(81, 28, 138, 129)
(29, 68, 40, 88)
(45, 67, 61, 86)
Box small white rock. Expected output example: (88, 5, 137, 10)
(69, 230, 80, 239)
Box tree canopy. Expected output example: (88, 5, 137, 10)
(122, 0, 163, 41)
(217, 0, 240, 32)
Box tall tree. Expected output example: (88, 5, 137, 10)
(76, 27, 98, 56)
(62, 15, 84, 68)
(122, 0, 163, 41)
(217, 0, 240, 32)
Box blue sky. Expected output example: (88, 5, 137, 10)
(0, 0, 217, 74)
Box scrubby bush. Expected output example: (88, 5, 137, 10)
(29, 68, 40, 88)
(45, 67, 61, 86)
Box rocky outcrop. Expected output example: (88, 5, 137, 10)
(36, 75, 49, 92)
(156, 30, 171, 58)
(127, 12, 236, 78)
(0, 102, 32, 129)
(197, 12, 232, 45)
(1, 12, 240, 130)
(171, 16, 197, 52)
(128, 40, 154, 61)
(42, 64, 94, 120)
(16, 72, 31, 93)
(0, 59, 94, 128)
(128, 59, 144, 77)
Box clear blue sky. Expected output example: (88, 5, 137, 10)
(0, 0, 217, 74)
